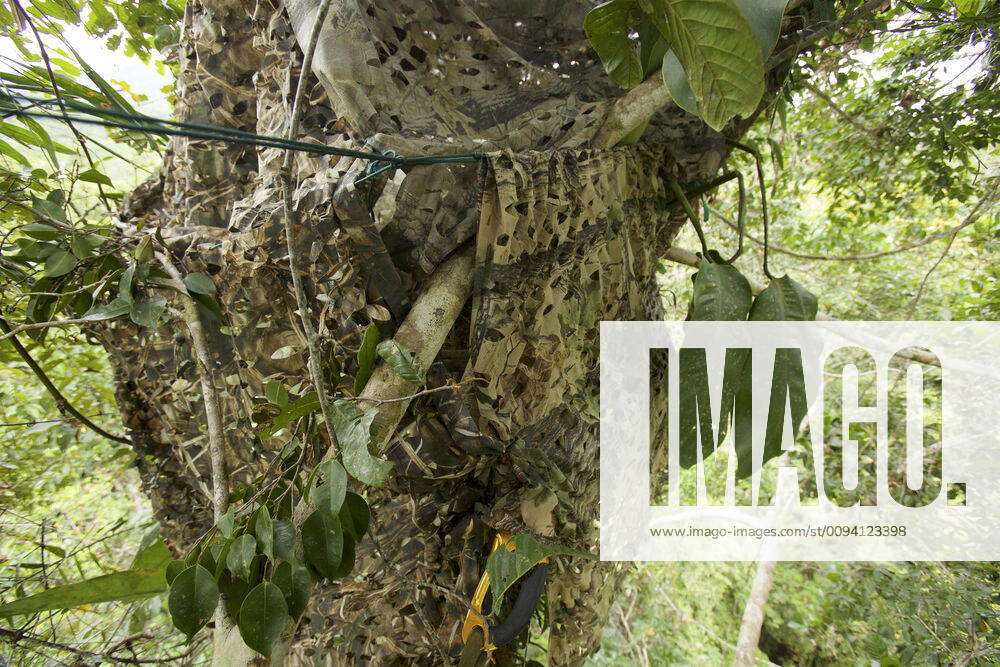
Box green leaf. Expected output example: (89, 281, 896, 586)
(748, 275, 818, 322)
(331, 534, 356, 579)
(259, 391, 319, 439)
(264, 380, 289, 408)
(82, 297, 132, 321)
(227, 534, 257, 581)
(70, 235, 93, 260)
(167, 564, 219, 639)
(731, 0, 790, 57)
(129, 295, 166, 328)
(720, 275, 817, 477)
(131, 533, 171, 571)
(486, 534, 594, 615)
(78, 168, 114, 187)
(354, 324, 381, 394)
(217, 509, 236, 539)
(686, 257, 752, 321)
(0, 568, 167, 619)
(375, 339, 426, 384)
(0, 137, 29, 166)
(272, 561, 312, 619)
(237, 582, 288, 658)
(218, 572, 252, 619)
(313, 460, 348, 518)
(31, 196, 67, 224)
(272, 520, 296, 562)
(119, 263, 137, 302)
(301, 509, 344, 580)
(330, 400, 393, 487)
(584, 0, 645, 89)
(43, 249, 77, 277)
(165, 560, 186, 585)
(339, 491, 370, 540)
(21, 223, 60, 241)
(182, 272, 216, 295)
(255, 506, 274, 561)
(647, 0, 765, 130)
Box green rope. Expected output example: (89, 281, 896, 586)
(1, 94, 483, 168)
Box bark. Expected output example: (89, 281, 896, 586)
(99, 1, 825, 664)
(733, 561, 778, 667)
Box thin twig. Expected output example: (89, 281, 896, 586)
(906, 229, 959, 319)
(710, 179, 998, 262)
(0, 413, 111, 428)
(0, 315, 130, 443)
(156, 253, 229, 523)
(767, 0, 888, 68)
(279, 0, 341, 460)
(342, 377, 487, 405)
(0, 627, 194, 664)
(801, 79, 876, 136)
(0, 317, 99, 344)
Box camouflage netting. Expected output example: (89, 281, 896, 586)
(102, 0, 736, 663)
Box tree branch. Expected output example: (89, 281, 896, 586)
(279, 0, 341, 461)
(0, 314, 130, 444)
(592, 76, 673, 148)
(155, 254, 229, 523)
(355, 244, 476, 457)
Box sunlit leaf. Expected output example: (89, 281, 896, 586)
(486, 534, 594, 615)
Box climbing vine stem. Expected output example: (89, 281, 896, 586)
(279, 0, 341, 461)
(730, 141, 775, 279)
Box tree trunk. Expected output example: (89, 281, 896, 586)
(733, 561, 778, 667)
(100, 0, 814, 663)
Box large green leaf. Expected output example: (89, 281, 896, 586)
(330, 400, 393, 487)
(301, 509, 344, 580)
(129, 295, 166, 328)
(237, 582, 288, 658)
(43, 249, 77, 277)
(661, 0, 788, 123)
(255, 506, 274, 561)
(313, 460, 348, 518)
(354, 324, 381, 393)
(584, 0, 645, 89)
(226, 534, 257, 581)
(646, 0, 765, 130)
(272, 520, 296, 562)
(486, 534, 594, 615)
(272, 561, 312, 619)
(259, 391, 319, 439)
(686, 257, 752, 321)
(725, 275, 817, 476)
(339, 491, 370, 540)
(748, 275, 818, 322)
(167, 564, 219, 639)
(0, 568, 167, 619)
